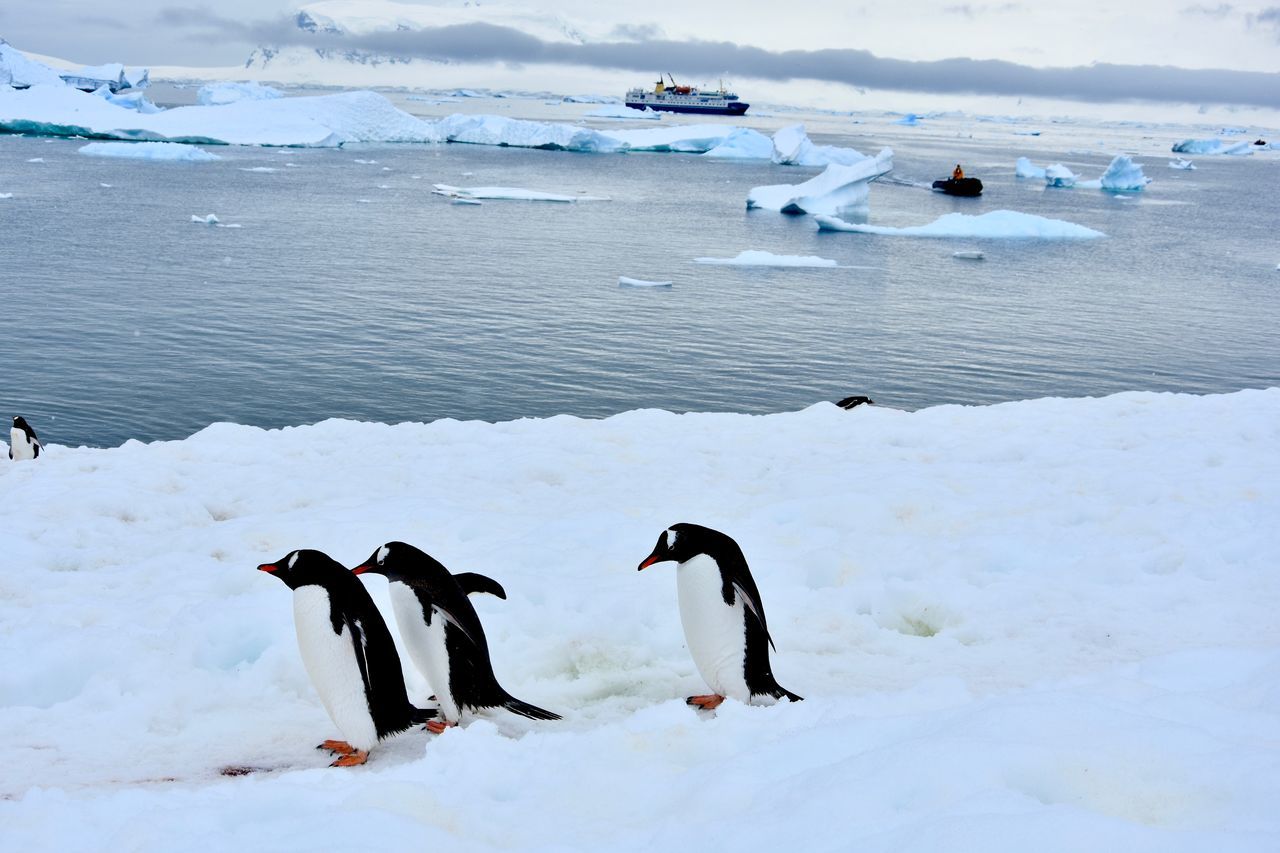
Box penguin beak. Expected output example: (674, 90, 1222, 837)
(257, 562, 280, 573)
(351, 563, 372, 575)
(637, 553, 663, 571)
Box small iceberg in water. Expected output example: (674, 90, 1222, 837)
(618, 276, 673, 288)
(191, 213, 219, 224)
(747, 149, 894, 216)
(694, 251, 840, 268)
(1044, 164, 1077, 188)
(952, 250, 985, 260)
(433, 184, 609, 202)
(1168, 158, 1196, 170)
(815, 210, 1104, 239)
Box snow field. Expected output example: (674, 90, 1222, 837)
(2, 390, 1279, 850)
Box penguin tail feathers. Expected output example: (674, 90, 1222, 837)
(409, 706, 439, 725)
(772, 687, 804, 703)
(501, 696, 561, 721)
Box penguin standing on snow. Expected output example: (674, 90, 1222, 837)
(258, 549, 434, 766)
(353, 541, 560, 732)
(10, 416, 42, 460)
(637, 523, 802, 710)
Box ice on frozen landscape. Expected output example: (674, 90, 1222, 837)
(1168, 158, 1196, 170)
(1044, 163, 1077, 188)
(694, 251, 839, 267)
(79, 141, 221, 162)
(1, 390, 1278, 851)
(1015, 156, 1047, 179)
(816, 209, 1105, 239)
(618, 276, 673, 288)
(747, 149, 894, 216)
(432, 184, 609, 202)
(1171, 138, 1252, 155)
(197, 81, 285, 106)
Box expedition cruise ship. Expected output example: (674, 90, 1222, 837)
(624, 75, 749, 116)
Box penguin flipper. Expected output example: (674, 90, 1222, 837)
(454, 572, 507, 600)
(731, 580, 776, 652)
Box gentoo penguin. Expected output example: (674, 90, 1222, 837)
(352, 541, 560, 731)
(10, 416, 42, 460)
(637, 523, 802, 710)
(258, 549, 434, 766)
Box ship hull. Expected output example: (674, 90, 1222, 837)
(625, 101, 749, 116)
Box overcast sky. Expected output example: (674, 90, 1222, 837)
(4, 0, 1280, 106)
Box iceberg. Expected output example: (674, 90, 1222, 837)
(0, 39, 64, 88)
(584, 104, 659, 120)
(432, 113, 623, 152)
(1094, 155, 1150, 192)
(814, 210, 1104, 239)
(701, 128, 774, 160)
(191, 213, 220, 224)
(92, 86, 163, 114)
(197, 82, 284, 106)
(79, 141, 221, 161)
(1044, 164, 1077, 188)
(606, 124, 741, 153)
(1015, 157, 1047, 179)
(618, 276, 673, 288)
(893, 113, 922, 126)
(432, 184, 609, 202)
(747, 149, 894, 216)
(694, 251, 839, 267)
(953, 250, 985, 260)
(1168, 158, 1196, 170)
(1172, 138, 1252, 155)
(0, 192, 13, 199)
(770, 123, 872, 166)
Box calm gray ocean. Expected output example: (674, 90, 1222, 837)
(1, 111, 1277, 447)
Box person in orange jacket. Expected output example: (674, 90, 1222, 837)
(952, 163, 964, 180)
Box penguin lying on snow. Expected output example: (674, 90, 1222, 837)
(638, 523, 802, 710)
(353, 541, 561, 731)
(258, 549, 434, 766)
(10, 416, 42, 460)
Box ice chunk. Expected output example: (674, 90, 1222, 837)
(432, 184, 609, 202)
(1168, 158, 1196, 170)
(197, 82, 284, 106)
(584, 104, 660, 120)
(815, 210, 1104, 239)
(1044, 164, 1077, 188)
(0, 192, 13, 199)
(91, 87, 162, 114)
(953, 250, 985, 260)
(1172, 138, 1252, 155)
(80, 141, 220, 161)
(434, 113, 624, 152)
(1095, 155, 1150, 192)
(191, 213, 219, 224)
(893, 113, 922, 126)
(0, 40, 65, 87)
(747, 148, 894, 216)
(701, 128, 773, 160)
(618, 276, 673, 288)
(770, 124, 870, 166)
(694, 251, 839, 267)
(1015, 157, 1047, 179)
(451, 198, 482, 206)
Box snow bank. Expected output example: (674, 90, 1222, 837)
(815, 209, 1105, 239)
(1015, 156, 1047, 179)
(694, 251, 839, 267)
(584, 104, 659, 120)
(197, 81, 285, 106)
(1044, 163, 1077, 188)
(771, 123, 872, 166)
(1094, 155, 1150, 192)
(1172, 138, 1252, 155)
(1, 390, 1279, 851)
(701, 128, 774, 160)
(747, 148, 894, 216)
(79, 141, 221, 162)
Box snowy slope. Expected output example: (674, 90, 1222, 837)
(2, 390, 1279, 851)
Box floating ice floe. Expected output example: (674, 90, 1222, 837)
(701, 128, 774, 160)
(451, 197, 482, 206)
(1015, 156, 1047, 179)
(694, 251, 840, 267)
(79, 141, 221, 161)
(0, 192, 12, 199)
(815, 210, 1105, 239)
(433, 113, 624, 152)
(893, 113, 922, 126)
(1168, 158, 1196, 170)
(1088, 155, 1150, 192)
(1172, 138, 1252, 156)
(191, 213, 219, 224)
(953, 250, 985, 260)
(432, 184, 610, 202)
(240, 166, 278, 173)
(771, 124, 873, 166)
(747, 149, 894, 216)
(1013, 130, 1042, 136)
(27, 157, 44, 163)
(197, 81, 284, 106)
(618, 276, 673, 288)
(1044, 164, 1077, 188)
(584, 104, 660, 120)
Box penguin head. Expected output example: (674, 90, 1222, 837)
(258, 549, 342, 590)
(352, 541, 452, 587)
(13, 416, 33, 436)
(637, 523, 714, 570)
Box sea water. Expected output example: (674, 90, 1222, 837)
(0, 111, 1277, 447)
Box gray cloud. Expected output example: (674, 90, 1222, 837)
(162, 11, 1280, 108)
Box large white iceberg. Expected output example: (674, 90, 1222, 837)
(1172, 138, 1252, 155)
(747, 149, 894, 216)
(1044, 164, 1077, 188)
(0, 39, 64, 88)
(197, 81, 284, 106)
(814, 209, 1105, 239)
(701, 128, 774, 160)
(79, 141, 221, 161)
(693, 251, 839, 267)
(1015, 157, 1047, 179)
(771, 123, 871, 167)
(432, 113, 623, 152)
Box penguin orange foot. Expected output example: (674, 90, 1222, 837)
(425, 720, 458, 734)
(330, 749, 369, 767)
(687, 694, 726, 710)
(318, 739, 355, 755)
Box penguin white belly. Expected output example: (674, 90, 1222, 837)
(676, 554, 749, 700)
(388, 584, 457, 720)
(10, 428, 35, 461)
(293, 586, 378, 751)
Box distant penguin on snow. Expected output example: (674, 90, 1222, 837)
(10, 416, 42, 460)
(353, 541, 560, 731)
(638, 523, 802, 710)
(258, 549, 434, 766)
